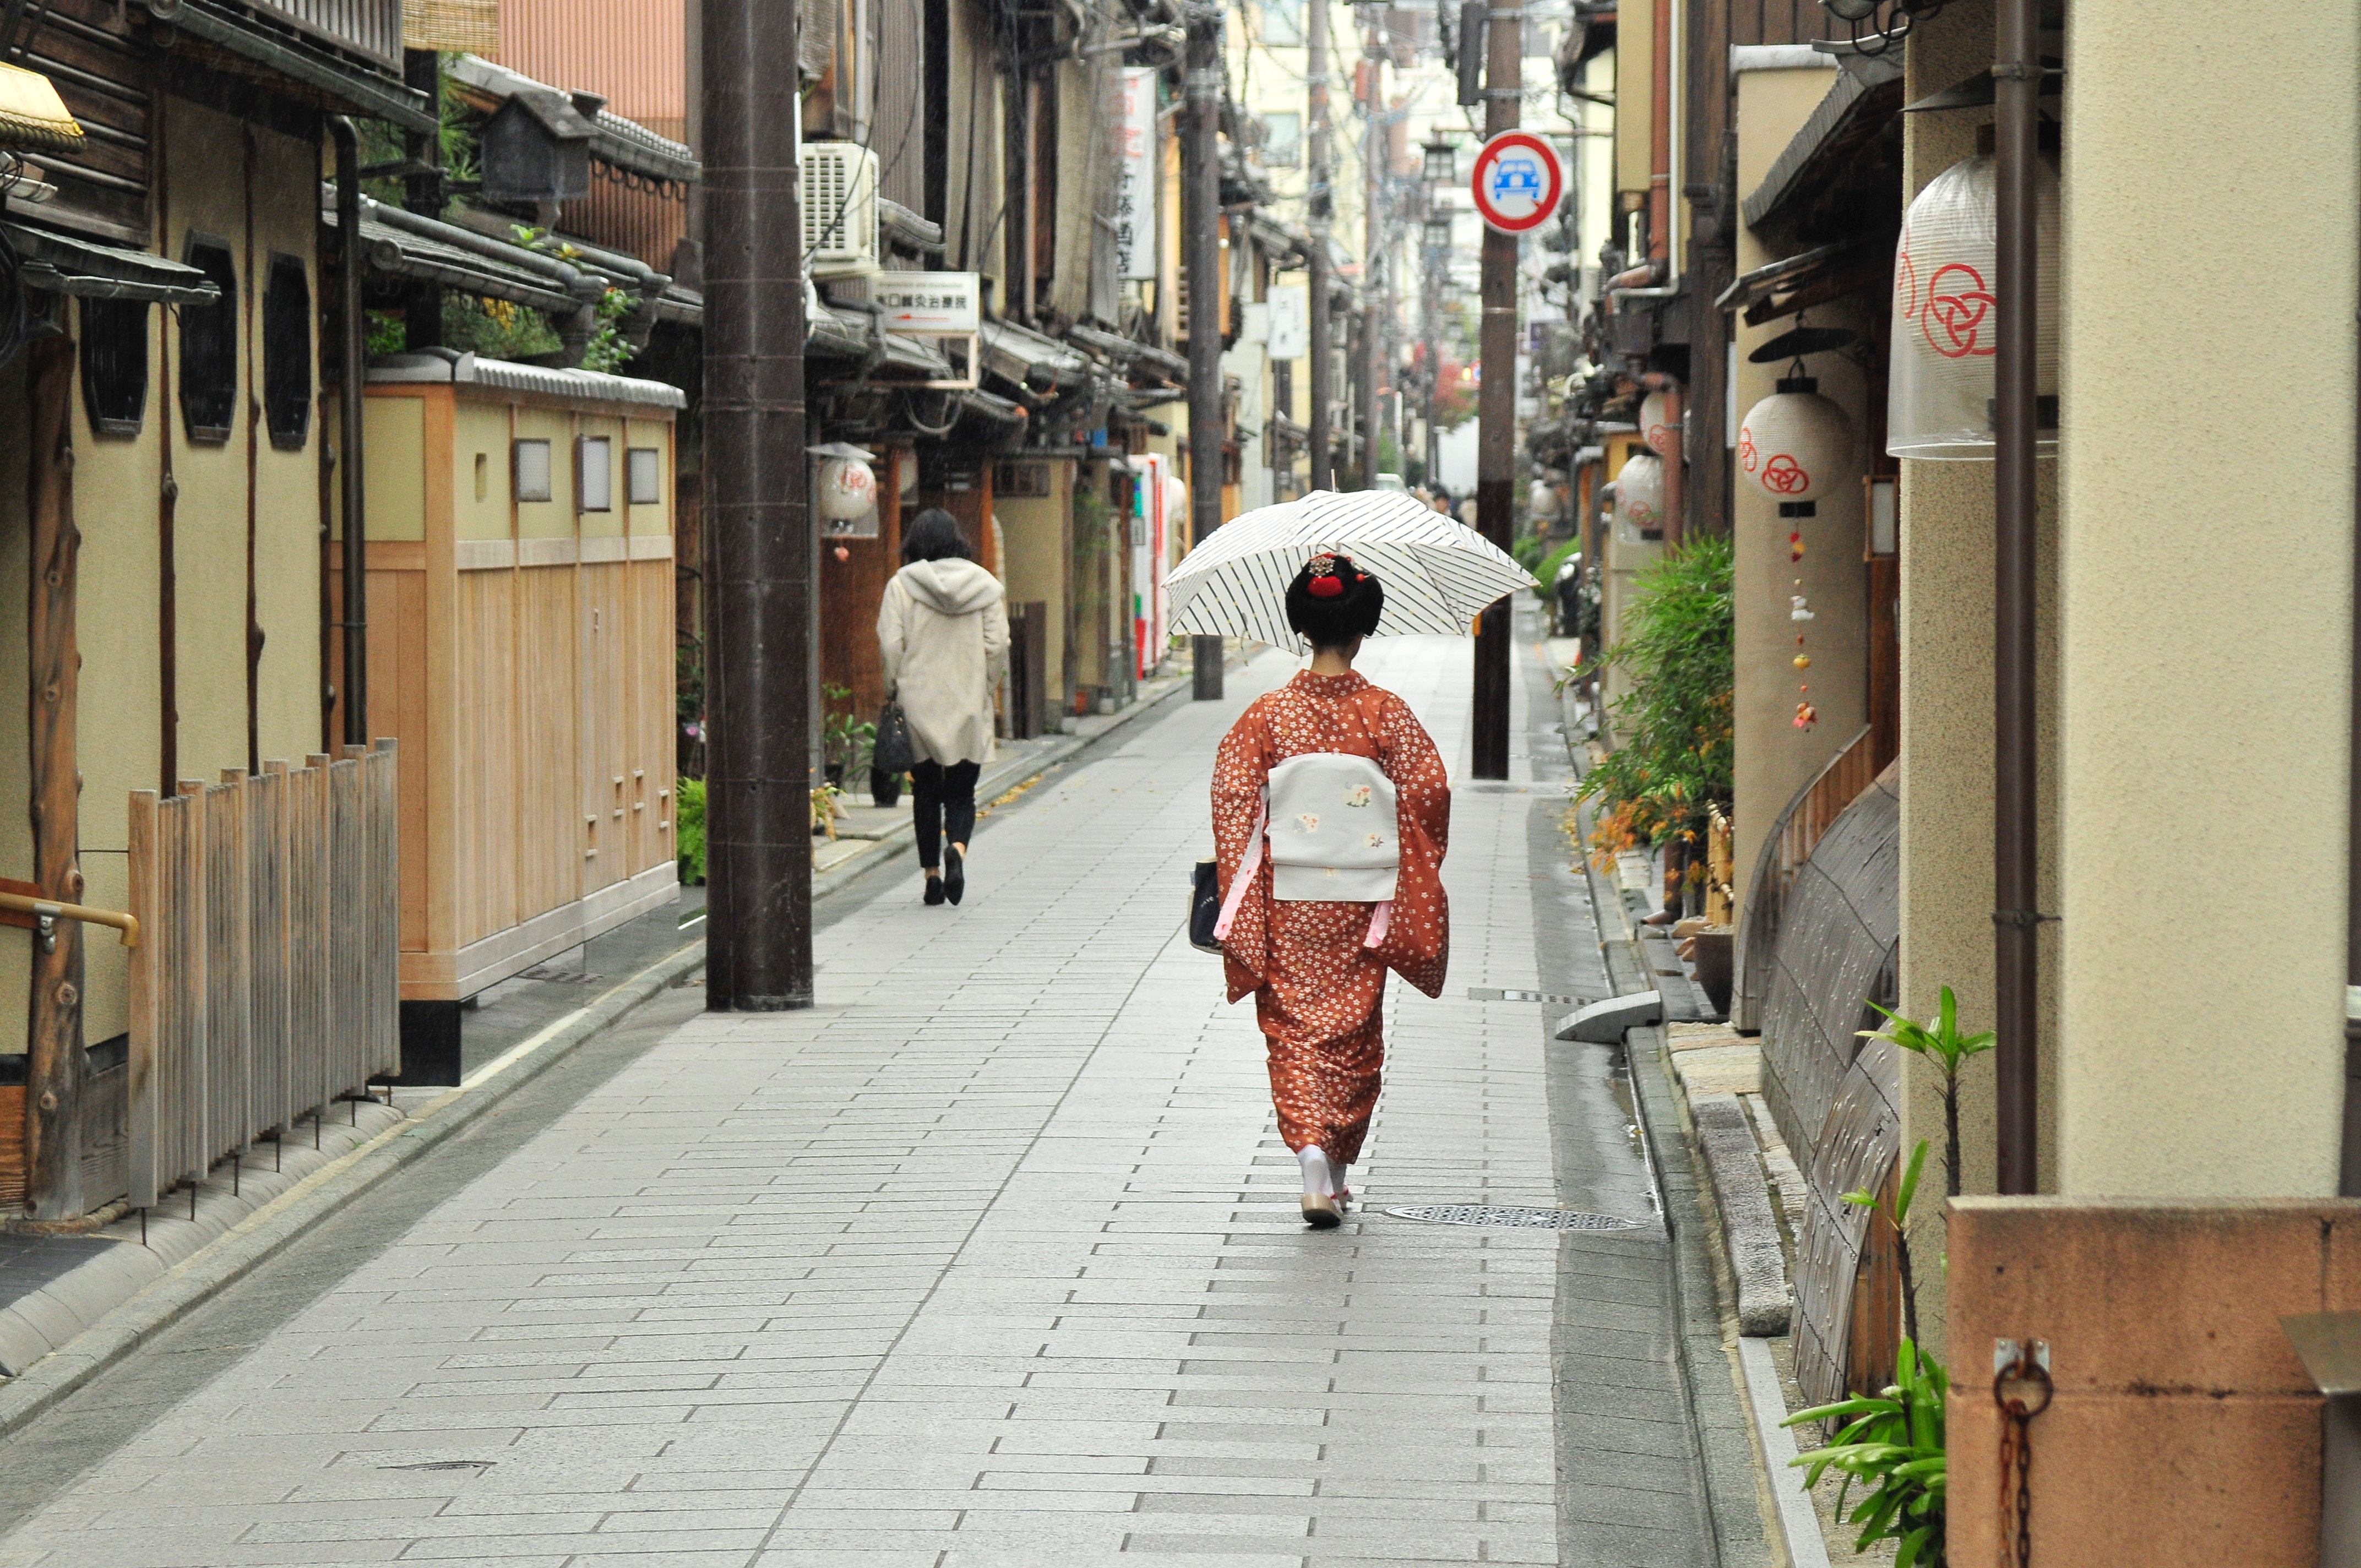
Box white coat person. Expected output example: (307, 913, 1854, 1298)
(876, 507, 1009, 906)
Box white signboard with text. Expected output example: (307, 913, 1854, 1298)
(1113, 67, 1158, 281)
(1267, 285, 1308, 360)
(874, 272, 981, 335)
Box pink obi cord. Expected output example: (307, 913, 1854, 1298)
(1210, 800, 1394, 950)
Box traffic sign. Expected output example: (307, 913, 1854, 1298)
(1469, 130, 1563, 236)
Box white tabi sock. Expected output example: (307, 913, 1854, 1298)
(1298, 1145, 1334, 1198)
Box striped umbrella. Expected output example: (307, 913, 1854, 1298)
(1166, 489, 1539, 649)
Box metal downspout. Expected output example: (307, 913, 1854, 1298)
(1992, 0, 2040, 1194)
(333, 117, 368, 749)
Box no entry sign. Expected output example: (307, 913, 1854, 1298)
(1469, 130, 1563, 235)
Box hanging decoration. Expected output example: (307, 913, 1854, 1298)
(817, 455, 879, 535)
(1614, 449, 1664, 537)
(1639, 391, 1678, 457)
(1888, 151, 2061, 460)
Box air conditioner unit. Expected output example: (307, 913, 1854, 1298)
(801, 141, 880, 277)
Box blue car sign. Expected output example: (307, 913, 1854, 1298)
(1469, 130, 1564, 235)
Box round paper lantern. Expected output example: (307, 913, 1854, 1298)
(817, 456, 877, 521)
(1738, 377, 1855, 514)
(1639, 391, 1678, 456)
(1615, 450, 1664, 534)
(1888, 151, 2060, 461)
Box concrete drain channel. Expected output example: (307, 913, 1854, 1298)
(1383, 1204, 1642, 1232)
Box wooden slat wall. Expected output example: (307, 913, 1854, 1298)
(517, 564, 582, 923)
(458, 569, 519, 946)
(20, 0, 150, 239)
(124, 749, 400, 1210)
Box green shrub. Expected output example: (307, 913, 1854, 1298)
(676, 776, 706, 885)
(1575, 535, 1732, 853)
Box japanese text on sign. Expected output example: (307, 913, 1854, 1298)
(1113, 67, 1157, 281)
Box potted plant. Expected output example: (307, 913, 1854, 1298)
(820, 683, 876, 794)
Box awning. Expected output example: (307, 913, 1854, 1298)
(1712, 239, 1883, 328)
(804, 303, 957, 380)
(447, 55, 700, 184)
(1061, 322, 1188, 385)
(145, 0, 433, 132)
(1742, 47, 1903, 236)
(367, 349, 688, 410)
(878, 198, 945, 258)
(4, 221, 220, 304)
(978, 318, 1091, 392)
(322, 203, 583, 317)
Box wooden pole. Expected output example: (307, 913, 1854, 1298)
(26, 336, 85, 1221)
(1469, 0, 1519, 780)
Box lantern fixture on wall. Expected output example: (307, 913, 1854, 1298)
(1638, 390, 1678, 457)
(1421, 137, 1457, 186)
(1614, 449, 1664, 540)
(1887, 150, 2060, 461)
(810, 440, 880, 539)
(1737, 325, 1858, 519)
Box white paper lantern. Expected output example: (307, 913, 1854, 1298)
(1615, 450, 1664, 535)
(1888, 151, 2060, 461)
(1639, 391, 1678, 456)
(1738, 377, 1854, 513)
(818, 456, 877, 521)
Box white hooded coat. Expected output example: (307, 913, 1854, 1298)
(877, 557, 1010, 767)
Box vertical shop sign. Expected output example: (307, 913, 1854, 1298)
(1113, 67, 1158, 280)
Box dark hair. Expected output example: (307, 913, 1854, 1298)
(1285, 552, 1384, 650)
(901, 507, 975, 564)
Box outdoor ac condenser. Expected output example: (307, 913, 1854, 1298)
(800, 141, 881, 277)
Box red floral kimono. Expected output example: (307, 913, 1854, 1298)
(1212, 670, 1451, 1163)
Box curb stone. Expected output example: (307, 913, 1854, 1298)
(0, 937, 707, 1439)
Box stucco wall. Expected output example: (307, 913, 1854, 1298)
(1729, 59, 1868, 919)
(995, 459, 1073, 716)
(1895, 0, 2063, 1363)
(2054, 0, 2357, 1196)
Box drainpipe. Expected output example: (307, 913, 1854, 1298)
(1992, 0, 2039, 1194)
(333, 117, 368, 749)
(2347, 131, 2361, 1196)
(1649, 0, 1669, 266)
(1640, 369, 1683, 551)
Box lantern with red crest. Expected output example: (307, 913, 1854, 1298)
(1888, 150, 2060, 460)
(1638, 391, 1678, 457)
(1737, 325, 1856, 520)
(1614, 449, 1664, 537)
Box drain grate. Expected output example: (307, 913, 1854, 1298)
(1385, 1204, 1642, 1231)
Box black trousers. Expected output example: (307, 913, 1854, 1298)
(910, 759, 980, 869)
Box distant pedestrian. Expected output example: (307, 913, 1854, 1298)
(878, 508, 1009, 906)
(1209, 554, 1451, 1227)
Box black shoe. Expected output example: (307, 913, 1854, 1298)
(923, 875, 946, 906)
(943, 846, 965, 905)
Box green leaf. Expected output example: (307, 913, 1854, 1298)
(1895, 1140, 1929, 1227)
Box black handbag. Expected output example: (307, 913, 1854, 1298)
(1189, 859, 1223, 955)
(872, 698, 915, 775)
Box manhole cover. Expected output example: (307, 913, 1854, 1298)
(1385, 1204, 1641, 1231)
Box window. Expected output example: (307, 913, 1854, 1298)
(177, 234, 237, 443)
(78, 297, 148, 437)
(575, 435, 612, 512)
(514, 439, 553, 502)
(1260, 112, 1301, 167)
(1260, 0, 1302, 44)
(626, 447, 662, 506)
(262, 254, 311, 451)
(474, 452, 489, 502)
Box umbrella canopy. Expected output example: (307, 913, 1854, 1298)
(1167, 489, 1540, 649)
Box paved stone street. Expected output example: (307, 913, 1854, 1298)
(0, 629, 1754, 1568)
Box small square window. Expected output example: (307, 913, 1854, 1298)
(626, 447, 662, 506)
(576, 436, 612, 512)
(514, 439, 553, 502)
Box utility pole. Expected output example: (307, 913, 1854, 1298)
(1185, 1, 1225, 701)
(701, 0, 814, 1010)
(1356, 18, 1381, 489)
(1469, 0, 1517, 779)
(1305, 0, 1332, 491)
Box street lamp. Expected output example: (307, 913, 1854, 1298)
(1422, 210, 1454, 251)
(1421, 137, 1456, 187)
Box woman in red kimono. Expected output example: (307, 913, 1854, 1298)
(1212, 553, 1451, 1227)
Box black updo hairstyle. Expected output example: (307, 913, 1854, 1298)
(901, 507, 976, 564)
(1285, 552, 1384, 650)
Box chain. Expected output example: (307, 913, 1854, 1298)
(1993, 1344, 2052, 1568)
